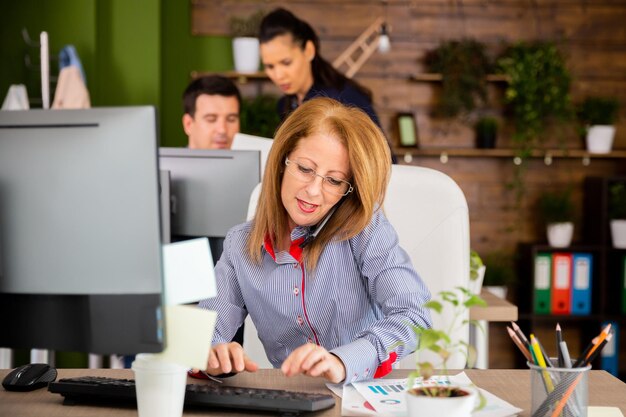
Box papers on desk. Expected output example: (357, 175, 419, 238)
(155, 238, 218, 369)
(329, 372, 522, 417)
(588, 407, 625, 417)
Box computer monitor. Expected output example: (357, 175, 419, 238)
(0, 107, 165, 355)
(158, 148, 261, 239)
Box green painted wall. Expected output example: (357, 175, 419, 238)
(160, 1, 231, 147)
(1, 1, 232, 148)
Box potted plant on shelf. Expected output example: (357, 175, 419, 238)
(474, 116, 498, 149)
(609, 181, 626, 248)
(538, 188, 575, 248)
(229, 10, 265, 73)
(578, 96, 620, 154)
(393, 288, 486, 417)
(496, 42, 573, 205)
(469, 250, 486, 295)
(424, 39, 491, 119)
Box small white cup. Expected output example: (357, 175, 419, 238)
(131, 354, 188, 417)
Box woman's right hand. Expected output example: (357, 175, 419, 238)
(205, 342, 259, 375)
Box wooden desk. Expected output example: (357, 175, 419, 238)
(470, 289, 518, 369)
(1, 368, 625, 416)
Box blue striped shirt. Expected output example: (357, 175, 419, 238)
(199, 209, 432, 383)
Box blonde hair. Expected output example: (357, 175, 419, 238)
(247, 97, 391, 270)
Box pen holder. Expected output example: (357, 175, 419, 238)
(528, 360, 590, 417)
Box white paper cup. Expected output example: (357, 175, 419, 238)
(131, 354, 187, 417)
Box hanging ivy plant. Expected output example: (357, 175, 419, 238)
(496, 42, 574, 206)
(496, 41, 573, 154)
(425, 39, 492, 119)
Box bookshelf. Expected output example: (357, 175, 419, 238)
(516, 176, 626, 381)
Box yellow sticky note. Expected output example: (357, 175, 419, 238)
(588, 407, 625, 417)
(162, 237, 216, 305)
(155, 304, 217, 369)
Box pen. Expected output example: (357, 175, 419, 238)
(556, 323, 564, 368)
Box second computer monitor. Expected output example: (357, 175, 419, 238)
(158, 148, 261, 238)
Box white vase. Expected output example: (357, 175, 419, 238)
(547, 222, 574, 248)
(469, 265, 486, 295)
(610, 219, 626, 249)
(232, 37, 260, 73)
(406, 387, 476, 417)
(585, 125, 615, 154)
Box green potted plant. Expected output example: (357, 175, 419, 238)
(424, 39, 491, 119)
(538, 188, 575, 248)
(474, 117, 498, 149)
(496, 42, 573, 205)
(240, 94, 281, 138)
(393, 288, 486, 417)
(578, 96, 620, 154)
(469, 250, 485, 295)
(229, 10, 265, 73)
(481, 251, 516, 299)
(609, 181, 626, 248)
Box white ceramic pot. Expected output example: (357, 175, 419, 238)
(610, 219, 626, 249)
(547, 222, 574, 248)
(469, 265, 486, 295)
(585, 125, 615, 154)
(232, 37, 260, 73)
(406, 387, 476, 417)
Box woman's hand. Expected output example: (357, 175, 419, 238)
(205, 342, 259, 375)
(281, 343, 346, 383)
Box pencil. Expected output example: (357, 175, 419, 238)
(531, 334, 555, 392)
(560, 340, 572, 368)
(511, 321, 531, 349)
(548, 373, 584, 417)
(584, 324, 611, 362)
(573, 323, 611, 368)
(507, 326, 533, 363)
(573, 336, 598, 368)
(584, 333, 612, 367)
(556, 323, 564, 368)
(536, 335, 555, 368)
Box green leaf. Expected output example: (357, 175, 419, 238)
(424, 300, 443, 314)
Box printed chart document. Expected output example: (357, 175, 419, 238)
(337, 372, 521, 417)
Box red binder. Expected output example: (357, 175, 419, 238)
(551, 253, 572, 315)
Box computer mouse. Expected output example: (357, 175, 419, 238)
(2, 363, 58, 392)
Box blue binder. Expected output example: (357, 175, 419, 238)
(571, 253, 593, 315)
(601, 321, 619, 376)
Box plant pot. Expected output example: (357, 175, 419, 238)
(475, 132, 496, 149)
(585, 125, 615, 154)
(547, 222, 574, 248)
(406, 387, 476, 417)
(468, 265, 486, 295)
(232, 37, 260, 73)
(610, 219, 626, 249)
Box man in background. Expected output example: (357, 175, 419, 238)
(182, 75, 241, 149)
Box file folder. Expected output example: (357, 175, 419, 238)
(622, 255, 626, 315)
(551, 253, 572, 315)
(533, 253, 552, 314)
(571, 253, 593, 315)
(601, 321, 618, 376)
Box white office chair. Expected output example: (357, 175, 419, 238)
(385, 165, 469, 369)
(231, 133, 274, 178)
(242, 165, 470, 370)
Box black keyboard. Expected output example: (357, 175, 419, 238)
(48, 376, 335, 415)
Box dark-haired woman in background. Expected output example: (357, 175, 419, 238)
(259, 8, 395, 160)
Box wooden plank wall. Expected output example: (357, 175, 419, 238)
(192, 0, 626, 278)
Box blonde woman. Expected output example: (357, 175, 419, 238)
(199, 98, 431, 384)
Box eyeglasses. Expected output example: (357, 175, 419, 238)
(285, 158, 354, 196)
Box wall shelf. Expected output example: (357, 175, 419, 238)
(409, 73, 509, 83)
(190, 70, 268, 84)
(397, 148, 626, 159)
